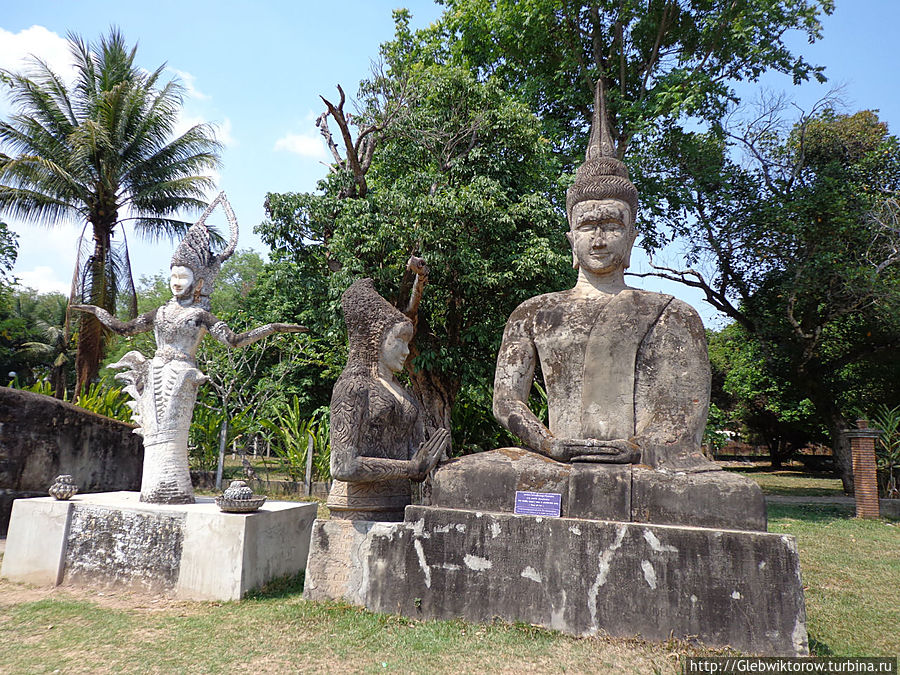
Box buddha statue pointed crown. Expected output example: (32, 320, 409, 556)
(170, 191, 239, 308)
(566, 79, 638, 221)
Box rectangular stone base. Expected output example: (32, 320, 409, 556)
(304, 506, 808, 656)
(1, 492, 318, 600)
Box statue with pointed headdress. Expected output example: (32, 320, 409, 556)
(490, 80, 715, 472)
(326, 271, 450, 521)
(72, 193, 307, 504)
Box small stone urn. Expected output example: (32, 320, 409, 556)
(49, 475, 78, 500)
(215, 480, 267, 513)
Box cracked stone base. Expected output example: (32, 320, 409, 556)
(1, 492, 318, 600)
(303, 506, 808, 656)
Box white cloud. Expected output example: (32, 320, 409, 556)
(215, 118, 235, 148)
(175, 112, 235, 149)
(15, 266, 70, 295)
(0, 26, 74, 118)
(168, 67, 209, 101)
(0, 25, 73, 80)
(274, 132, 326, 158)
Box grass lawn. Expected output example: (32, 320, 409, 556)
(1, 481, 896, 671)
(724, 463, 846, 497)
(0, 578, 719, 674)
(768, 503, 900, 657)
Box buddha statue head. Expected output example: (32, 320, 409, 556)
(565, 81, 639, 276)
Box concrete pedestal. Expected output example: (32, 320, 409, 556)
(431, 449, 767, 531)
(305, 506, 808, 656)
(1, 492, 318, 600)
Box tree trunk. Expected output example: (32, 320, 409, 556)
(74, 225, 114, 397)
(75, 313, 103, 397)
(830, 417, 853, 494)
(50, 362, 67, 401)
(407, 366, 459, 437)
(216, 417, 228, 489)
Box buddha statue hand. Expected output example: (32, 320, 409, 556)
(408, 427, 451, 481)
(547, 437, 640, 464)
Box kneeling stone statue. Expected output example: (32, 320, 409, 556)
(326, 268, 449, 521)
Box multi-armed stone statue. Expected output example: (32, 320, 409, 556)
(73, 193, 306, 504)
(431, 82, 765, 530)
(326, 262, 450, 521)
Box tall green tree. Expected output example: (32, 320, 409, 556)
(258, 64, 571, 435)
(396, 1, 832, 242)
(649, 104, 900, 487)
(0, 29, 221, 394)
(0, 221, 15, 285)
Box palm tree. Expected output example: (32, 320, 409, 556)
(18, 292, 73, 397)
(0, 29, 221, 393)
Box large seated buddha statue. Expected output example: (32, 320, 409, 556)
(430, 83, 765, 531)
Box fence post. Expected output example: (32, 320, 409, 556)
(305, 434, 314, 497)
(844, 419, 881, 519)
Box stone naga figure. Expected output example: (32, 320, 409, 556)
(493, 81, 714, 473)
(72, 193, 306, 504)
(326, 263, 450, 521)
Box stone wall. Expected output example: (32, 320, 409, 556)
(305, 506, 809, 656)
(0, 387, 143, 533)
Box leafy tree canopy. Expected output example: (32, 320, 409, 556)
(386, 1, 834, 248)
(676, 105, 900, 480)
(258, 64, 571, 435)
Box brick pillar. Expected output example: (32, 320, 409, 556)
(845, 420, 881, 519)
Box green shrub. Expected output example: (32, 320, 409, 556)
(872, 404, 900, 498)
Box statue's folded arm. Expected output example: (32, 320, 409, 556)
(633, 298, 711, 466)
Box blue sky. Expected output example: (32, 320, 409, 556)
(2, 1, 898, 326)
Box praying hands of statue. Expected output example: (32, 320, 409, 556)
(546, 437, 640, 464)
(408, 427, 450, 482)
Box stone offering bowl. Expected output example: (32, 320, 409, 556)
(215, 480, 267, 513)
(49, 474, 78, 501)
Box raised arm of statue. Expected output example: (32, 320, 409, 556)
(70, 305, 157, 337)
(205, 315, 308, 349)
(330, 381, 449, 483)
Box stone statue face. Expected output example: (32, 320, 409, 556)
(380, 321, 413, 374)
(567, 199, 636, 275)
(170, 265, 195, 300)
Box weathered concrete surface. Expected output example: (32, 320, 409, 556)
(0, 498, 72, 585)
(431, 449, 766, 531)
(177, 500, 317, 600)
(1, 492, 318, 600)
(63, 502, 186, 593)
(0, 489, 44, 534)
(304, 506, 807, 656)
(0, 387, 143, 533)
(304, 518, 404, 605)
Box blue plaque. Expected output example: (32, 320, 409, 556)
(514, 491, 562, 517)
